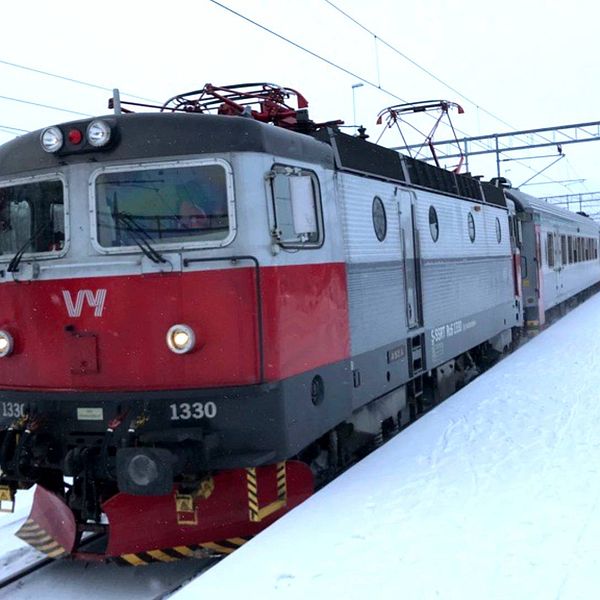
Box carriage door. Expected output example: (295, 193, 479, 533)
(557, 231, 566, 296)
(398, 190, 422, 329)
(552, 229, 562, 296)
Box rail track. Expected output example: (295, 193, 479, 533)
(0, 537, 220, 600)
(0, 553, 53, 592)
(0, 533, 105, 594)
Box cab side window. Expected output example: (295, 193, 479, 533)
(268, 166, 323, 248)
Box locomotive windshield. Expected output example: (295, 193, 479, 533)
(94, 162, 231, 249)
(0, 178, 65, 258)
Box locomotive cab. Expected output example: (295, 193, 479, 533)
(0, 104, 352, 560)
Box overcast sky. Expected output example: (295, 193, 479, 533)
(2, 0, 598, 204)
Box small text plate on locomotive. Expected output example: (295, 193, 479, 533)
(77, 407, 104, 421)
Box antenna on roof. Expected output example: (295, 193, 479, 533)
(112, 89, 122, 115)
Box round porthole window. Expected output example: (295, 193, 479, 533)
(372, 196, 387, 242)
(468, 212, 476, 242)
(495, 217, 501, 243)
(429, 206, 439, 242)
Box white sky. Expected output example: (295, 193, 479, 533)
(2, 0, 599, 203)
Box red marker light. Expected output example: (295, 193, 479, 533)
(68, 128, 83, 145)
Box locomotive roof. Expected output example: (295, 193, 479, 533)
(0, 110, 511, 213)
(0, 112, 334, 176)
(313, 127, 507, 208)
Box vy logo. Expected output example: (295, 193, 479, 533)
(62, 289, 107, 318)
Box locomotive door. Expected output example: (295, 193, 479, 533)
(398, 190, 422, 329)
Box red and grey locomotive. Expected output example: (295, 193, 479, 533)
(0, 83, 598, 564)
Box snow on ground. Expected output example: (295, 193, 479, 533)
(0, 488, 41, 575)
(175, 294, 600, 600)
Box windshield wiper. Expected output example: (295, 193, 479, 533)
(7, 221, 51, 273)
(115, 212, 166, 264)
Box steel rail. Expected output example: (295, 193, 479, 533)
(0, 533, 105, 591)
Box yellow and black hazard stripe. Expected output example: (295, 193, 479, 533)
(15, 518, 68, 559)
(247, 462, 287, 523)
(276, 461, 287, 499)
(113, 537, 250, 566)
(246, 467, 260, 522)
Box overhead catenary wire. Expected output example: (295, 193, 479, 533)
(207, 0, 408, 104)
(0, 94, 92, 118)
(0, 124, 28, 134)
(0, 6, 572, 192)
(206, 0, 490, 147)
(322, 0, 563, 157)
(208, 0, 570, 190)
(323, 0, 515, 130)
(0, 58, 159, 104)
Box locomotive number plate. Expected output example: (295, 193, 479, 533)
(1, 402, 25, 419)
(169, 401, 217, 421)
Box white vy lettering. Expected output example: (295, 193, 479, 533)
(62, 289, 107, 318)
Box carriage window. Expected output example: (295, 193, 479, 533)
(0, 178, 65, 259)
(94, 162, 231, 249)
(495, 217, 502, 243)
(546, 233, 554, 267)
(467, 212, 476, 242)
(568, 236, 573, 264)
(269, 167, 322, 248)
(561, 235, 566, 265)
(429, 206, 439, 242)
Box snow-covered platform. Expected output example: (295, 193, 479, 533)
(176, 293, 600, 600)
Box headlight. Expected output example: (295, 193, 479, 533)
(166, 324, 196, 354)
(0, 330, 13, 357)
(86, 120, 112, 147)
(127, 454, 159, 487)
(116, 448, 175, 495)
(40, 127, 64, 153)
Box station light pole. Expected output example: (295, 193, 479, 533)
(352, 83, 364, 127)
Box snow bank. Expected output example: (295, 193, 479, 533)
(175, 294, 600, 599)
